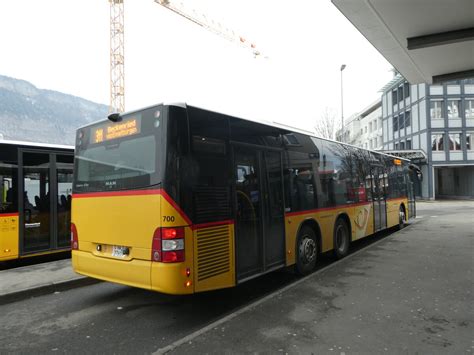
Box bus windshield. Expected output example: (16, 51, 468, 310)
(73, 109, 162, 193)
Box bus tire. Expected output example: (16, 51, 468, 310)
(333, 217, 350, 259)
(398, 205, 406, 230)
(295, 226, 318, 275)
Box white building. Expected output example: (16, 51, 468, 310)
(337, 100, 382, 150)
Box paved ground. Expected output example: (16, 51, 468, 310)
(0, 201, 472, 354)
(159, 201, 474, 354)
(0, 258, 95, 305)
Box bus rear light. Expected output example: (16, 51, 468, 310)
(151, 227, 185, 263)
(161, 227, 184, 240)
(71, 223, 79, 250)
(162, 250, 184, 263)
(186, 268, 191, 277)
(162, 239, 184, 251)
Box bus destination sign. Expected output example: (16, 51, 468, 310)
(92, 117, 141, 144)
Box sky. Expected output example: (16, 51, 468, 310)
(0, 0, 394, 132)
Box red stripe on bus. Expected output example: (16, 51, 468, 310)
(72, 189, 193, 226)
(192, 219, 234, 230)
(72, 189, 162, 198)
(0, 212, 19, 217)
(159, 190, 193, 226)
(285, 201, 372, 217)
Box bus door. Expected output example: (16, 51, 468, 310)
(407, 174, 416, 219)
(233, 146, 285, 282)
(19, 150, 73, 254)
(372, 167, 387, 232)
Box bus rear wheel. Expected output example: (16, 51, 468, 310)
(296, 226, 318, 275)
(333, 218, 350, 259)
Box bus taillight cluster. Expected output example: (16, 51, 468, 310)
(152, 227, 185, 263)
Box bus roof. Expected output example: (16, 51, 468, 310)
(79, 102, 410, 163)
(183, 103, 411, 163)
(0, 139, 74, 150)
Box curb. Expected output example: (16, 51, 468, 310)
(0, 276, 101, 306)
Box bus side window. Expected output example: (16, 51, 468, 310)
(283, 169, 293, 212)
(1, 166, 18, 213)
(293, 167, 316, 211)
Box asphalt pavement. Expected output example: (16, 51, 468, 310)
(158, 200, 474, 354)
(0, 200, 473, 354)
(0, 258, 96, 305)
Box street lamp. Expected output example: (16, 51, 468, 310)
(340, 64, 346, 142)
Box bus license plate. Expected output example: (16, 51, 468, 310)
(112, 245, 128, 258)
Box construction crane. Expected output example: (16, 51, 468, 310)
(155, 0, 263, 58)
(109, 0, 125, 113)
(109, 0, 263, 113)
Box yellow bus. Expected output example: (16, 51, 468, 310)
(0, 140, 74, 261)
(72, 103, 417, 294)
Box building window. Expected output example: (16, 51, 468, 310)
(400, 141, 405, 150)
(405, 111, 411, 127)
(431, 134, 444, 151)
(399, 113, 405, 130)
(430, 100, 444, 119)
(447, 100, 461, 119)
(466, 100, 474, 119)
(404, 82, 410, 99)
(398, 86, 403, 102)
(395, 143, 399, 150)
(449, 133, 461, 151)
(393, 116, 398, 131)
(374, 120, 377, 131)
(374, 137, 378, 147)
(467, 132, 472, 150)
(369, 122, 372, 132)
(406, 139, 411, 150)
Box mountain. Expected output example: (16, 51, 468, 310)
(0, 75, 108, 145)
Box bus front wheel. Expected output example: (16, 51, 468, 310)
(333, 218, 350, 259)
(398, 206, 406, 230)
(296, 226, 318, 275)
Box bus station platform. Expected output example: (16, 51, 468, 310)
(0, 258, 96, 305)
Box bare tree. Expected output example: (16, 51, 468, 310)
(314, 107, 338, 140)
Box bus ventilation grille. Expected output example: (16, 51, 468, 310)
(196, 224, 230, 282)
(193, 186, 231, 224)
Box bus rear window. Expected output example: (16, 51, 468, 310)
(74, 110, 162, 193)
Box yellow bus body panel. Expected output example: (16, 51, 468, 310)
(386, 198, 408, 228)
(0, 214, 19, 261)
(192, 223, 235, 293)
(72, 191, 198, 295)
(284, 203, 374, 266)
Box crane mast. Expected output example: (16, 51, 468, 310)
(109, 0, 125, 113)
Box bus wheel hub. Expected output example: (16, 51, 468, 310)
(300, 237, 316, 264)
